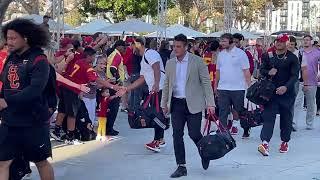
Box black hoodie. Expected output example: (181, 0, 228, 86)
(0, 47, 50, 127)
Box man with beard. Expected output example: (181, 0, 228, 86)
(258, 34, 300, 156)
(0, 19, 54, 180)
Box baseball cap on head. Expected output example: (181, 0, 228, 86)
(126, 37, 135, 44)
(83, 36, 94, 45)
(276, 34, 289, 43)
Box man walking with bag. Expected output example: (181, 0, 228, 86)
(117, 37, 166, 152)
(161, 34, 215, 178)
(258, 34, 300, 156)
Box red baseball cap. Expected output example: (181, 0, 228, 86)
(83, 36, 94, 45)
(276, 34, 289, 43)
(60, 37, 72, 48)
(125, 37, 135, 44)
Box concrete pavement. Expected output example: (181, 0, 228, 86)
(29, 112, 320, 180)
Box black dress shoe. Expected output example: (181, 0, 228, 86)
(201, 158, 210, 170)
(170, 166, 187, 178)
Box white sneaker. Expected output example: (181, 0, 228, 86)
(65, 139, 83, 145)
(96, 135, 102, 141)
(101, 136, 108, 142)
(23, 173, 32, 180)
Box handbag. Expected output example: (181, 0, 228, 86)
(239, 101, 263, 129)
(198, 113, 236, 161)
(128, 92, 169, 129)
(246, 78, 275, 105)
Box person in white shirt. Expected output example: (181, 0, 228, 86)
(117, 37, 166, 152)
(214, 33, 252, 138)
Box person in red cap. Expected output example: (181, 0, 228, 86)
(258, 33, 300, 156)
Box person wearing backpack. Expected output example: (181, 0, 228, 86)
(0, 19, 54, 180)
(117, 37, 166, 152)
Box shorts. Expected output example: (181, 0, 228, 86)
(58, 87, 82, 117)
(0, 125, 52, 163)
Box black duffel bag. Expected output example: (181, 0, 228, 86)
(128, 92, 169, 129)
(239, 101, 263, 129)
(246, 78, 275, 105)
(198, 113, 236, 161)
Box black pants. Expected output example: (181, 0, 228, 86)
(128, 74, 143, 111)
(107, 89, 121, 132)
(260, 95, 295, 142)
(316, 87, 320, 111)
(217, 90, 245, 127)
(153, 91, 165, 140)
(171, 97, 202, 165)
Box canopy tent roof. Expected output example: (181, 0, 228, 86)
(145, 24, 206, 38)
(66, 19, 112, 35)
(3, 14, 73, 31)
(98, 19, 159, 33)
(207, 28, 260, 39)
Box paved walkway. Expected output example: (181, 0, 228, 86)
(29, 112, 320, 180)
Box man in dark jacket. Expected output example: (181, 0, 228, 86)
(257, 34, 300, 157)
(0, 19, 54, 180)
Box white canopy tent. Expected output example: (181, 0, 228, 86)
(98, 19, 159, 33)
(3, 14, 73, 31)
(207, 28, 260, 39)
(145, 24, 206, 38)
(66, 19, 112, 35)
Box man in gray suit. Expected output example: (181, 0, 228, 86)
(161, 34, 215, 178)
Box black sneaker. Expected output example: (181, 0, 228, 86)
(50, 129, 64, 142)
(201, 158, 210, 170)
(170, 166, 187, 178)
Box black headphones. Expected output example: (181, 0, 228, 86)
(229, 38, 233, 44)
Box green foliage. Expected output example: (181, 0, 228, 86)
(64, 9, 83, 27)
(80, 0, 173, 22)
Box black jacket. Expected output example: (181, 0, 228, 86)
(0, 47, 50, 127)
(260, 51, 300, 95)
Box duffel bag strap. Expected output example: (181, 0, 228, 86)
(142, 94, 153, 109)
(202, 118, 212, 135)
(208, 113, 228, 133)
(154, 92, 160, 113)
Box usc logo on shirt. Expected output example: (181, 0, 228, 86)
(7, 65, 20, 89)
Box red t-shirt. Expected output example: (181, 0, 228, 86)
(96, 97, 110, 118)
(64, 59, 98, 94)
(64, 50, 84, 77)
(123, 47, 134, 76)
(111, 53, 123, 68)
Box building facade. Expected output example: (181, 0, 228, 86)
(260, 0, 320, 33)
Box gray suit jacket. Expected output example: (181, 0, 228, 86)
(161, 53, 215, 114)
